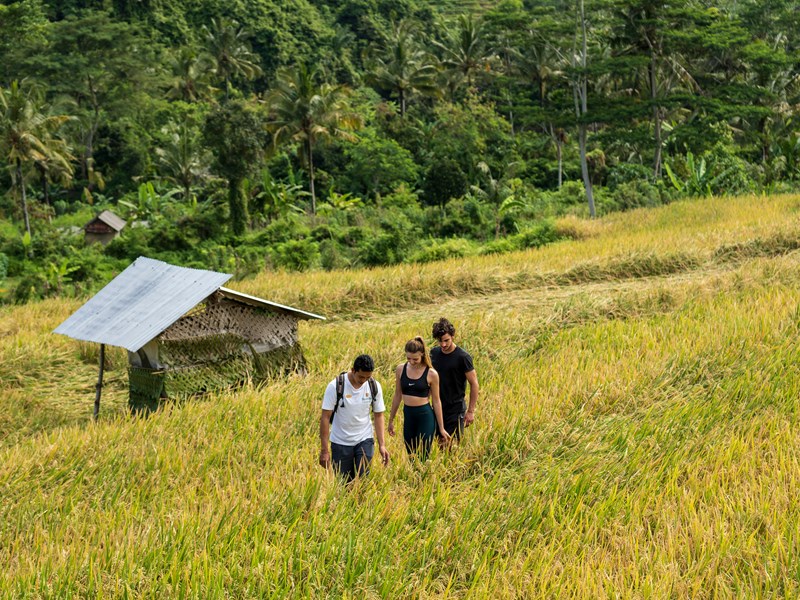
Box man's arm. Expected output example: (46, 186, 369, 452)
(465, 369, 479, 427)
(319, 410, 333, 468)
(373, 412, 390, 465)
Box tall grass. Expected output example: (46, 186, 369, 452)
(2, 194, 800, 597)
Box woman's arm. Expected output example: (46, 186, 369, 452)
(429, 370, 450, 440)
(388, 364, 403, 436)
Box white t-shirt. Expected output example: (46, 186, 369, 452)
(322, 375, 385, 446)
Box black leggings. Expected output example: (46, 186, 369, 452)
(403, 403, 435, 458)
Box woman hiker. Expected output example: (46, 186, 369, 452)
(388, 337, 451, 457)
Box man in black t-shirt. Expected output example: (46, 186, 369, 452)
(430, 317, 480, 441)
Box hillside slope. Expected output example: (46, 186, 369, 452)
(2, 195, 800, 597)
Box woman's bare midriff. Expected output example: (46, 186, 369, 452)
(402, 394, 430, 407)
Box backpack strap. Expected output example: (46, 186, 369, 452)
(368, 378, 379, 409)
(330, 371, 347, 424)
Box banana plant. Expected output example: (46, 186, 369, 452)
(45, 257, 78, 295)
(318, 190, 362, 216)
(664, 152, 733, 198)
(250, 169, 307, 224)
(118, 182, 178, 221)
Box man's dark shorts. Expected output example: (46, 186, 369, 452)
(440, 409, 465, 441)
(331, 438, 374, 482)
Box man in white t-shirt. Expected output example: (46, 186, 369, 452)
(319, 354, 389, 481)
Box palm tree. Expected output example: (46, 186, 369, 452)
(470, 161, 520, 238)
(434, 15, 492, 91)
(571, 0, 596, 218)
(514, 36, 569, 186)
(265, 65, 361, 214)
(165, 47, 214, 103)
(613, 0, 698, 180)
(0, 81, 73, 243)
(35, 135, 74, 218)
(367, 21, 438, 117)
(203, 17, 262, 100)
(515, 38, 563, 110)
(155, 120, 210, 202)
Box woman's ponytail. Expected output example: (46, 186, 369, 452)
(405, 336, 432, 368)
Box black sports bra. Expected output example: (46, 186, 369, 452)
(401, 364, 430, 398)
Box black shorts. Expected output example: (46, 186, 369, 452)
(440, 409, 465, 441)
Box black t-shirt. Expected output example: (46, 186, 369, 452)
(431, 346, 474, 411)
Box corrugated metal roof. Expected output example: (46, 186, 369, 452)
(54, 257, 232, 351)
(87, 210, 126, 232)
(218, 287, 325, 321)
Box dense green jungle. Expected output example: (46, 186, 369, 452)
(0, 0, 798, 303)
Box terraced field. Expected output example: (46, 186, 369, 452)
(2, 194, 800, 597)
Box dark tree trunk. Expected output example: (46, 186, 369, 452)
(228, 177, 248, 235)
(17, 160, 32, 249)
(307, 136, 316, 214)
(650, 55, 663, 181)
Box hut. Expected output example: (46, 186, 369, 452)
(84, 210, 126, 245)
(54, 256, 324, 414)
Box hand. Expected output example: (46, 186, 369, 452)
(388, 421, 395, 437)
(319, 450, 331, 469)
(380, 445, 390, 466)
(439, 429, 451, 445)
(464, 410, 475, 427)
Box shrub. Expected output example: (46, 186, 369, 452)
(425, 196, 492, 240)
(422, 158, 468, 207)
(705, 144, 756, 195)
(610, 180, 662, 211)
(341, 129, 420, 198)
(517, 220, 560, 248)
(408, 238, 477, 263)
(607, 163, 652, 189)
(253, 215, 311, 245)
(319, 239, 351, 270)
(479, 237, 521, 255)
(357, 209, 419, 266)
(270, 239, 320, 272)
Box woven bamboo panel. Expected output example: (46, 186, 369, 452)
(160, 297, 297, 349)
(128, 343, 306, 412)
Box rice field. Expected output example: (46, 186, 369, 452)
(2, 194, 800, 598)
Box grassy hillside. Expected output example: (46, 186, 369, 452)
(2, 194, 800, 597)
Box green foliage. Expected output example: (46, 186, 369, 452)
(0, 252, 7, 286)
(249, 168, 308, 224)
(610, 180, 664, 211)
(0, 0, 46, 62)
(270, 239, 320, 271)
(203, 100, 266, 234)
(265, 64, 361, 213)
(606, 163, 651, 190)
(422, 158, 468, 207)
(664, 150, 750, 198)
(357, 208, 419, 266)
(341, 129, 420, 198)
(407, 237, 477, 263)
(319, 238, 350, 270)
(516, 219, 560, 248)
(2, 0, 799, 299)
(427, 195, 493, 239)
